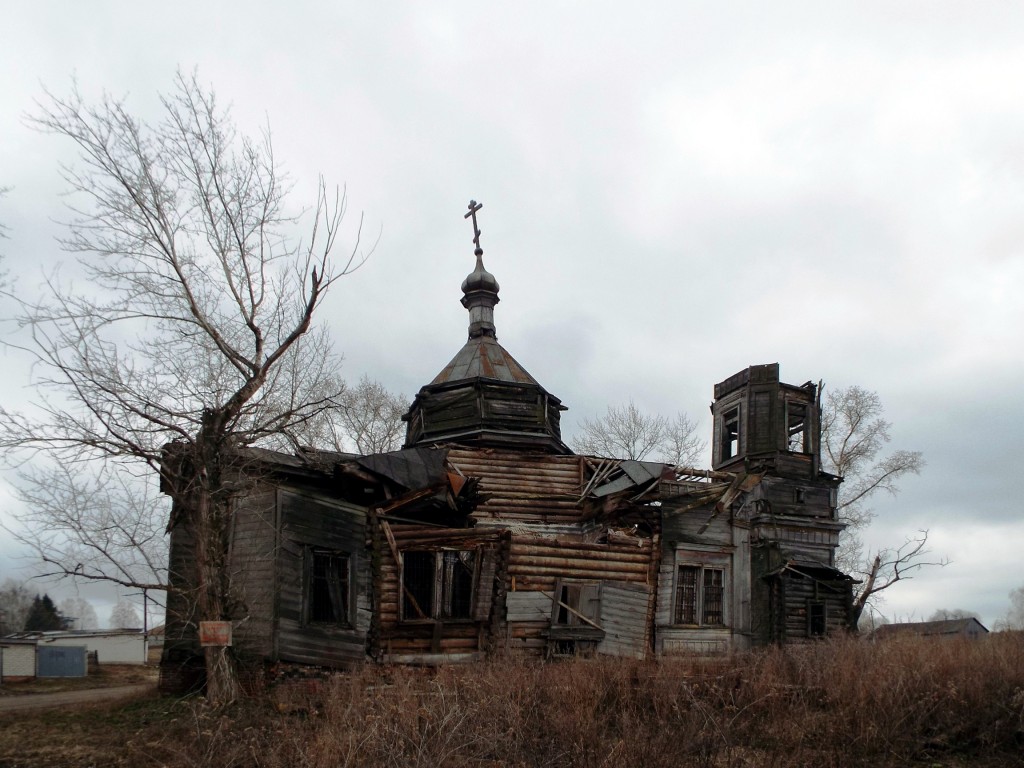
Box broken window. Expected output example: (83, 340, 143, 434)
(307, 549, 350, 626)
(548, 581, 603, 657)
(551, 582, 601, 627)
(808, 602, 827, 637)
(401, 549, 477, 621)
(440, 550, 476, 619)
(786, 401, 808, 453)
(721, 406, 741, 461)
(674, 565, 726, 626)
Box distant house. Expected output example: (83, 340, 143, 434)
(873, 618, 989, 640)
(11, 629, 148, 664)
(0, 638, 38, 682)
(148, 624, 165, 647)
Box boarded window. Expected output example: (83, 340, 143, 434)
(674, 565, 726, 626)
(402, 549, 477, 621)
(308, 550, 350, 626)
(551, 582, 601, 627)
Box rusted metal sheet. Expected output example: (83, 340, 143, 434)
(430, 337, 540, 385)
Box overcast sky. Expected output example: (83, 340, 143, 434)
(1, 3, 1021, 629)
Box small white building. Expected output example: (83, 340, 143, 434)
(0, 638, 38, 681)
(37, 630, 148, 665)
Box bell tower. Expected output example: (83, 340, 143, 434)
(710, 363, 820, 478)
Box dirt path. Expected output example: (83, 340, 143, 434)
(0, 682, 156, 712)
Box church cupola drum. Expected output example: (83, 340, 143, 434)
(402, 201, 570, 453)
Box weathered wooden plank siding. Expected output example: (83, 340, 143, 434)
(228, 488, 277, 659)
(163, 515, 199, 655)
(500, 532, 656, 656)
(658, 627, 733, 655)
(276, 488, 369, 667)
(751, 523, 837, 563)
(662, 504, 731, 547)
(779, 570, 850, 643)
(597, 582, 652, 659)
(751, 477, 834, 519)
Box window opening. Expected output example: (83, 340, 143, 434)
(440, 550, 476, 619)
(550, 582, 601, 628)
(808, 602, 826, 637)
(675, 565, 726, 626)
(402, 549, 477, 621)
(554, 584, 585, 625)
(722, 406, 741, 461)
(309, 550, 350, 625)
(786, 401, 808, 453)
(402, 551, 435, 619)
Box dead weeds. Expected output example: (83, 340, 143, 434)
(0, 635, 1022, 768)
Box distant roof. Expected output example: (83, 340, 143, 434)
(6, 629, 145, 640)
(873, 618, 989, 638)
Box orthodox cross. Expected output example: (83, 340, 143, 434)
(465, 199, 484, 254)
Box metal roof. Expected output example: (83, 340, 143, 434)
(430, 335, 540, 385)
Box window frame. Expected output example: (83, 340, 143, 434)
(785, 399, 809, 454)
(807, 601, 827, 637)
(400, 548, 478, 623)
(673, 561, 728, 628)
(550, 580, 602, 627)
(304, 547, 353, 629)
(721, 405, 742, 462)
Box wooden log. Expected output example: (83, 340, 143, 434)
(507, 565, 648, 582)
(508, 554, 651, 573)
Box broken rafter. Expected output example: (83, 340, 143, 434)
(673, 466, 736, 483)
(697, 472, 763, 534)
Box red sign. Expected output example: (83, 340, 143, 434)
(198, 621, 233, 647)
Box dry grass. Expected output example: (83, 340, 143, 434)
(1, 634, 1022, 768)
(0, 663, 157, 697)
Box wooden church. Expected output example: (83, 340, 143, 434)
(160, 202, 853, 690)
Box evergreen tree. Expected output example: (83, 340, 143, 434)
(24, 593, 65, 631)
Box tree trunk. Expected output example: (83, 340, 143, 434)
(851, 553, 881, 629)
(190, 455, 241, 706)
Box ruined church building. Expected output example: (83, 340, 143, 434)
(161, 202, 853, 688)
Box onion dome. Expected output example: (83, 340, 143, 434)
(402, 200, 570, 453)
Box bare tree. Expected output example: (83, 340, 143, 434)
(573, 401, 706, 467)
(662, 412, 706, 468)
(996, 585, 1024, 631)
(820, 384, 924, 571)
(927, 607, 980, 622)
(848, 530, 946, 626)
(6, 462, 167, 594)
(0, 578, 33, 633)
(0, 185, 9, 286)
(321, 376, 406, 454)
(0, 73, 368, 704)
(109, 598, 141, 629)
(818, 384, 940, 625)
(59, 596, 99, 630)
